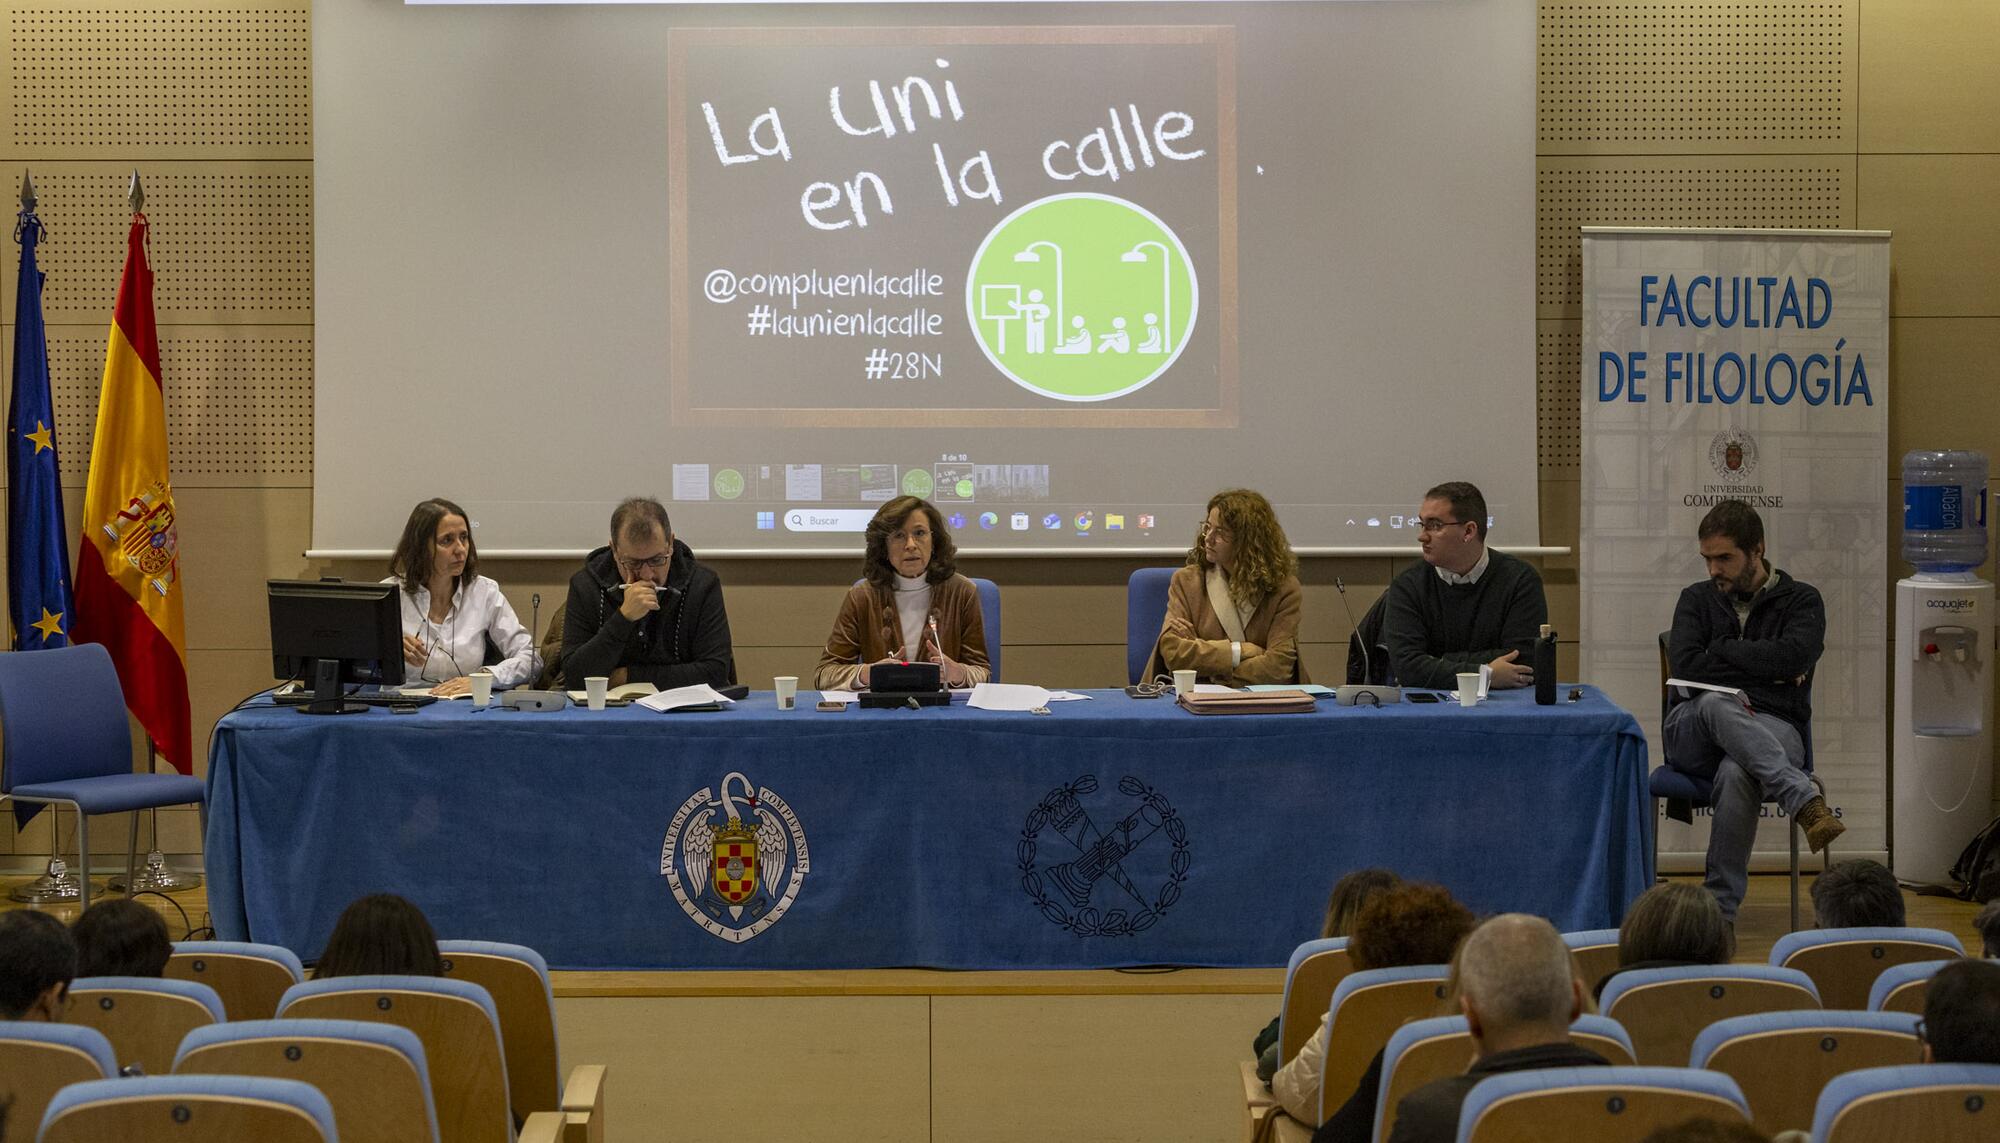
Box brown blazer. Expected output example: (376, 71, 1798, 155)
(1145, 565, 1307, 686)
(813, 574, 992, 690)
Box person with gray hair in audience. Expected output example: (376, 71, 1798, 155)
(1374, 914, 1609, 1143)
(1808, 859, 1904, 929)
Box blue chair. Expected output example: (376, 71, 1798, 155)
(1809, 1063, 2000, 1142)
(39, 1075, 338, 1143)
(439, 939, 605, 1136)
(1374, 1015, 1636, 1143)
(0, 1023, 117, 1136)
(1769, 927, 1966, 1011)
(1650, 632, 1823, 931)
(67, 975, 227, 1076)
(970, 576, 1002, 681)
(1562, 928, 1623, 992)
(1599, 964, 1821, 1067)
(1868, 958, 1958, 1014)
(1314, 965, 1454, 1124)
(280, 975, 512, 1143)
(1453, 1066, 1750, 1142)
(168, 940, 307, 1022)
(0, 643, 204, 909)
(177, 1018, 439, 1143)
(1126, 567, 1176, 684)
(1691, 1010, 1924, 1135)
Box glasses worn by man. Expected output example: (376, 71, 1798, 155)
(557, 496, 737, 692)
(1380, 480, 1548, 691)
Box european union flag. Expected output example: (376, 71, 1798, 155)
(8, 180, 74, 651)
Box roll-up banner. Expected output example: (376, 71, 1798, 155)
(1580, 228, 1890, 869)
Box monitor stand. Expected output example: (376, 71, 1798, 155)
(298, 657, 367, 715)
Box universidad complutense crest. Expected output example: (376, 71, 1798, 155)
(661, 772, 809, 943)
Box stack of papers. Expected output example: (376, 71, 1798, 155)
(637, 683, 737, 712)
(966, 683, 1091, 711)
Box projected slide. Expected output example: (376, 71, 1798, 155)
(312, 1, 1538, 554)
(670, 28, 1233, 428)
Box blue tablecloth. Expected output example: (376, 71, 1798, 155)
(205, 687, 1652, 970)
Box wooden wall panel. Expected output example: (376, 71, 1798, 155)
(1857, 0, 2000, 154)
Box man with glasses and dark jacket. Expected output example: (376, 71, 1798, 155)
(559, 497, 735, 690)
(1384, 480, 1548, 690)
(1664, 499, 1842, 924)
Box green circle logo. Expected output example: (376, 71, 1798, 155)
(713, 468, 745, 500)
(902, 469, 934, 497)
(966, 192, 1196, 403)
(955, 478, 975, 498)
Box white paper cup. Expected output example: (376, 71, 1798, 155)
(1173, 669, 1198, 697)
(775, 676, 799, 710)
(469, 670, 494, 708)
(1456, 672, 1482, 707)
(585, 675, 610, 711)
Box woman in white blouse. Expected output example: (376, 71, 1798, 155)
(385, 498, 540, 696)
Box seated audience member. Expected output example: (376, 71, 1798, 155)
(815, 496, 990, 690)
(1664, 500, 1842, 926)
(1375, 914, 1608, 1143)
(1384, 481, 1547, 690)
(385, 497, 540, 697)
(1972, 899, 1999, 958)
(1254, 869, 1403, 1082)
(1593, 882, 1733, 1000)
(1273, 882, 1476, 1130)
(1639, 1119, 1771, 1143)
(1809, 859, 1905, 929)
(1920, 958, 2000, 1065)
(561, 497, 735, 691)
(1145, 489, 1307, 686)
(0, 911, 76, 1021)
(312, 893, 444, 979)
(71, 899, 171, 978)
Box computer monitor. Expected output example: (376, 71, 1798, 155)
(267, 578, 404, 714)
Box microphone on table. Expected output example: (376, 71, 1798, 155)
(1333, 577, 1402, 707)
(1335, 578, 1370, 684)
(530, 592, 541, 643)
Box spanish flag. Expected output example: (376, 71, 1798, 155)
(72, 205, 191, 773)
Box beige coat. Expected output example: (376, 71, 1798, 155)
(1145, 565, 1307, 686)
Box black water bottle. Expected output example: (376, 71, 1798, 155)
(1534, 623, 1558, 705)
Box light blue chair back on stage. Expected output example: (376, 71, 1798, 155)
(970, 576, 1002, 681)
(1126, 567, 1176, 684)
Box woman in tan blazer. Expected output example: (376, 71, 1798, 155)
(814, 496, 991, 690)
(1145, 488, 1307, 686)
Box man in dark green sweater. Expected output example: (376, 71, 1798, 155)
(1384, 481, 1547, 691)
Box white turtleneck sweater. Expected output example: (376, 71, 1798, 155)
(893, 573, 932, 659)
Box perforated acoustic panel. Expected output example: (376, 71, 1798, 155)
(1, 164, 311, 323)
(1536, 157, 1854, 318)
(1539, 1, 1855, 154)
(1538, 321, 1581, 474)
(16, 326, 312, 487)
(1, 1, 309, 159)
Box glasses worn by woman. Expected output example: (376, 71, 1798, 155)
(1144, 489, 1308, 687)
(813, 495, 992, 691)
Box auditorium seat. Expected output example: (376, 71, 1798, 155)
(176, 1017, 439, 1143)
(1689, 1009, 1924, 1136)
(1867, 958, 1957, 1014)
(439, 939, 606, 1141)
(1768, 927, 1966, 1010)
(0, 1023, 117, 1135)
(1127, 567, 1176, 684)
(38, 1075, 338, 1143)
(1454, 1066, 1751, 1142)
(1371, 1014, 1635, 1143)
(167, 939, 306, 1021)
(1598, 965, 1820, 1067)
(280, 974, 512, 1143)
(1809, 1063, 2000, 1143)
(1561, 929, 1622, 994)
(66, 975, 226, 1077)
(1314, 965, 1453, 1124)
(1239, 1061, 1278, 1143)
(520, 1112, 568, 1143)
(1278, 937, 1355, 1064)
(971, 576, 1002, 681)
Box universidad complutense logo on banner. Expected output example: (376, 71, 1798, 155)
(965, 192, 1197, 402)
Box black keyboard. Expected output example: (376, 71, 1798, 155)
(270, 688, 438, 708)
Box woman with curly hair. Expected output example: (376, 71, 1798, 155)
(814, 495, 991, 690)
(1146, 488, 1307, 685)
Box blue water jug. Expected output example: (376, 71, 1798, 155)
(1902, 450, 1989, 573)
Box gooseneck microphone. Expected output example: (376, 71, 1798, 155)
(1333, 577, 1403, 707)
(530, 592, 541, 644)
(1335, 577, 1370, 685)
